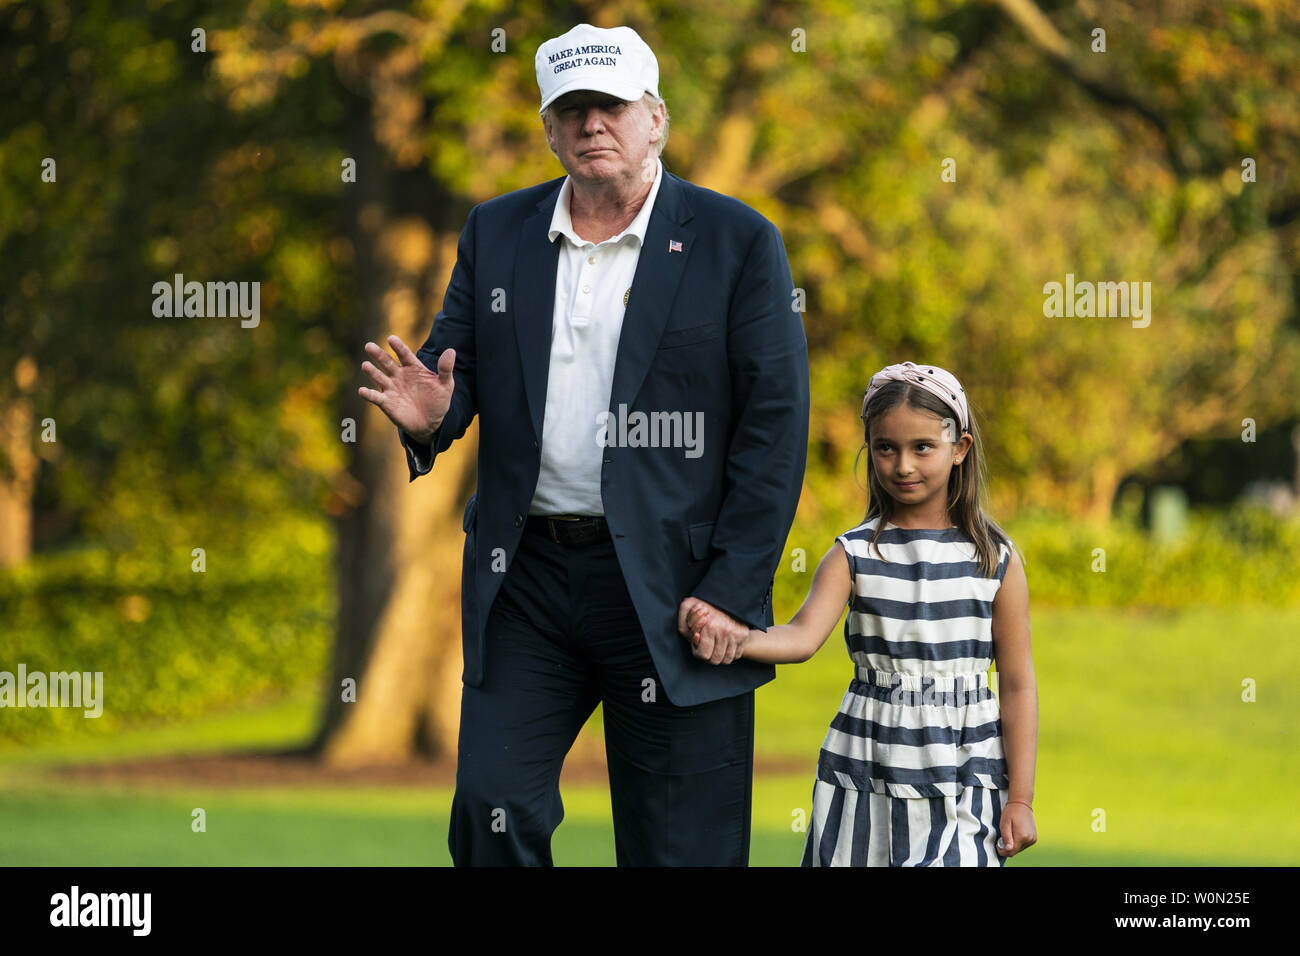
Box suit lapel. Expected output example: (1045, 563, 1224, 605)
(513, 188, 562, 446)
(514, 170, 696, 446)
(608, 171, 695, 416)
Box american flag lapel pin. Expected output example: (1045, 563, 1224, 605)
(668, 239, 682, 253)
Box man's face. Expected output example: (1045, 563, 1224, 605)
(543, 91, 663, 188)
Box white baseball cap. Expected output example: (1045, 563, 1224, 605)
(535, 23, 659, 115)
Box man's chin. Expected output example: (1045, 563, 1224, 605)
(570, 161, 624, 182)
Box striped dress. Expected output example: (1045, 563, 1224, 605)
(800, 516, 1013, 867)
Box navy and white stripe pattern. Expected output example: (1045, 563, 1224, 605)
(801, 780, 1006, 866)
(800, 517, 1013, 867)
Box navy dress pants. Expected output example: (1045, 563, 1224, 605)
(447, 520, 755, 866)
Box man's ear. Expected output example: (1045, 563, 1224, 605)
(649, 102, 665, 141)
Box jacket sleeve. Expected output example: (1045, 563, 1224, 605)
(398, 204, 481, 481)
(690, 218, 810, 630)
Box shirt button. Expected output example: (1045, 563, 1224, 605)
(582, 285, 590, 294)
(514, 514, 523, 527)
(587, 256, 596, 264)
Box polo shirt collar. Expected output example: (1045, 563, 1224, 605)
(548, 157, 663, 248)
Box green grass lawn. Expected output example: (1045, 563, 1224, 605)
(2, 606, 1296, 866)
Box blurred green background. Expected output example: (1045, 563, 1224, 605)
(3, 0, 1299, 865)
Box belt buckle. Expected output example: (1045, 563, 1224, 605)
(547, 515, 580, 544)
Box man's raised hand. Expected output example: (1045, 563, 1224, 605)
(358, 336, 454, 443)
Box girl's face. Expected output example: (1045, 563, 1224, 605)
(867, 403, 971, 515)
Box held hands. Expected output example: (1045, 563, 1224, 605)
(997, 801, 1038, 858)
(358, 335, 454, 443)
(677, 596, 749, 665)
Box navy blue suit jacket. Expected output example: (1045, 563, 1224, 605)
(399, 168, 809, 707)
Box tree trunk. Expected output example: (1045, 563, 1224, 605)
(0, 359, 38, 568)
(308, 99, 476, 767)
(1085, 459, 1120, 525)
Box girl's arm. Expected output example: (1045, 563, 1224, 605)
(690, 541, 853, 664)
(991, 548, 1039, 853)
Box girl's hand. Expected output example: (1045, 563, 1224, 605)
(997, 802, 1037, 858)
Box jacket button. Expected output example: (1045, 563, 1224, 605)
(514, 514, 523, 527)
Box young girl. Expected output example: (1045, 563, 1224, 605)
(687, 361, 1038, 866)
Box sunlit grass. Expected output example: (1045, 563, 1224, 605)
(1, 607, 1295, 865)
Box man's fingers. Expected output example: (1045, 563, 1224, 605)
(387, 335, 420, 367)
(436, 347, 457, 379)
(679, 596, 706, 635)
(708, 634, 727, 665)
(729, 630, 746, 663)
(683, 600, 739, 662)
(727, 635, 743, 664)
(357, 385, 385, 408)
(360, 360, 392, 390)
(365, 341, 401, 376)
(677, 598, 694, 636)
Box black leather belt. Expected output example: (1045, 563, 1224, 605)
(525, 514, 610, 548)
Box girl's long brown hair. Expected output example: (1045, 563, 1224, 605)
(854, 380, 1015, 578)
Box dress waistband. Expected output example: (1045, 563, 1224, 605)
(854, 666, 992, 691)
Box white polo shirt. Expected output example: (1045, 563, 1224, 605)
(529, 157, 664, 516)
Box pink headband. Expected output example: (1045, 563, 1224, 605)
(861, 361, 969, 434)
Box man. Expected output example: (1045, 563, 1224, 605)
(358, 23, 809, 865)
